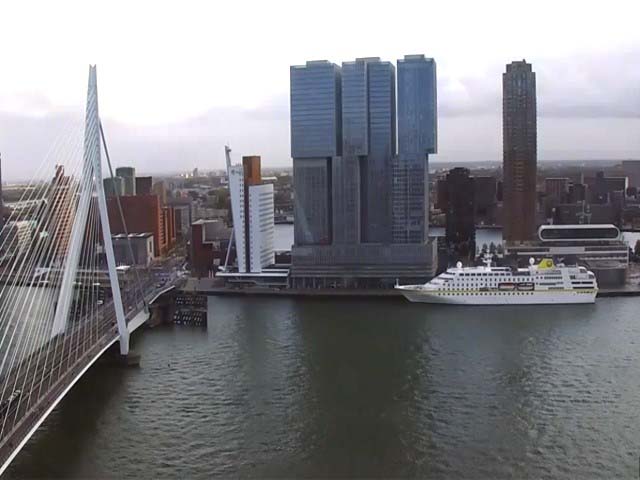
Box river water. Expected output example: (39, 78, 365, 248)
(6, 295, 640, 478)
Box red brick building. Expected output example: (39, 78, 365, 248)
(107, 194, 176, 257)
(190, 219, 232, 278)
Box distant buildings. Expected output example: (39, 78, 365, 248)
(190, 219, 232, 278)
(107, 194, 175, 257)
(505, 224, 628, 286)
(135, 176, 153, 195)
(115, 167, 136, 195)
(622, 161, 640, 189)
(289, 55, 437, 288)
(473, 176, 498, 225)
(2, 220, 34, 259)
(503, 60, 537, 243)
(444, 168, 476, 261)
(112, 232, 154, 267)
(104, 176, 124, 197)
(50, 165, 76, 260)
(544, 177, 570, 217)
(169, 200, 192, 239)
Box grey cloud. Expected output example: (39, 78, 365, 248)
(439, 48, 640, 119)
(1, 49, 638, 181)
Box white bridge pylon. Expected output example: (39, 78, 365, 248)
(51, 65, 130, 354)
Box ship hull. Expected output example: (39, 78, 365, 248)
(397, 288, 597, 305)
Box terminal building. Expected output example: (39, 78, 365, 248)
(505, 224, 629, 286)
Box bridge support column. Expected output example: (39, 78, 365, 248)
(87, 65, 130, 355)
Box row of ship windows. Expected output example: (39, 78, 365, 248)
(452, 274, 564, 279)
(436, 291, 593, 296)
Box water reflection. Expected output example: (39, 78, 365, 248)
(4, 297, 640, 479)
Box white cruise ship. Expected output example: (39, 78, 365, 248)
(395, 258, 598, 305)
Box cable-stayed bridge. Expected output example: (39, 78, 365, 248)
(0, 66, 179, 473)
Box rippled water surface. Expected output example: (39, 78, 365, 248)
(6, 296, 640, 478)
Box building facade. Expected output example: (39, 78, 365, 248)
(289, 54, 438, 288)
(248, 183, 275, 272)
(226, 153, 275, 274)
(227, 161, 246, 272)
(104, 176, 124, 197)
(393, 55, 437, 244)
(503, 60, 537, 243)
(107, 194, 173, 257)
(290, 61, 341, 247)
(135, 176, 153, 195)
(115, 166, 136, 195)
(505, 224, 628, 286)
(190, 219, 232, 278)
(112, 232, 154, 267)
(444, 167, 476, 261)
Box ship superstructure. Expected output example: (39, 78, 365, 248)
(395, 258, 597, 305)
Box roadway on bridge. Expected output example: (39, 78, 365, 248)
(0, 257, 182, 472)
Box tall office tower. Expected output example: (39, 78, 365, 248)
(393, 54, 437, 244)
(339, 58, 396, 244)
(103, 176, 124, 197)
(290, 60, 341, 246)
(444, 167, 476, 261)
(290, 55, 437, 288)
(503, 60, 537, 243)
(334, 59, 364, 244)
(115, 166, 136, 195)
(243, 155, 275, 272)
(226, 153, 274, 273)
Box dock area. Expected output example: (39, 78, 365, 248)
(182, 278, 640, 299)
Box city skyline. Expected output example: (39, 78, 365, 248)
(0, 1, 639, 180)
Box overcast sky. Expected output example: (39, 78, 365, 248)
(0, 0, 639, 180)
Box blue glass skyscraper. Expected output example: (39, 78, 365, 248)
(365, 60, 396, 243)
(290, 60, 341, 246)
(290, 54, 437, 288)
(335, 57, 396, 244)
(393, 54, 437, 244)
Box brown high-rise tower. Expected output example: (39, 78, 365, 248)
(503, 60, 537, 243)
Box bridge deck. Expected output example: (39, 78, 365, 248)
(0, 280, 177, 475)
